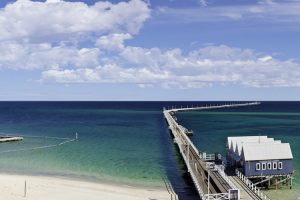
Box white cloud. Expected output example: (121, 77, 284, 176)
(42, 44, 300, 89)
(258, 56, 273, 62)
(0, 0, 150, 70)
(1, 0, 300, 90)
(0, 41, 100, 70)
(138, 83, 154, 88)
(96, 33, 132, 51)
(42, 64, 171, 83)
(155, 1, 300, 23)
(197, 0, 208, 7)
(0, 0, 150, 41)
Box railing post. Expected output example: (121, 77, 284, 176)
(187, 144, 190, 172)
(208, 170, 210, 196)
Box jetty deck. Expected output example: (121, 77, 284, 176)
(164, 102, 271, 200)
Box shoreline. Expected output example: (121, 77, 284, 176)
(0, 173, 172, 200)
(0, 170, 166, 189)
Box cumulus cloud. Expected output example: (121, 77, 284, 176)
(0, 0, 150, 70)
(96, 33, 133, 51)
(0, 0, 150, 41)
(0, 41, 100, 70)
(1, 0, 300, 89)
(42, 64, 171, 83)
(42, 44, 300, 88)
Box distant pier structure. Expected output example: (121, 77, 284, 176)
(227, 136, 294, 190)
(163, 102, 272, 200)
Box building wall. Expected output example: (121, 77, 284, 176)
(243, 159, 293, 177)
(227, 150, 242, 166)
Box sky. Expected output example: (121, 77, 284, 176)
(0, 0, 300, 101)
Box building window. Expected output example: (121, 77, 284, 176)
(262, 163, 266, 170)
(256, 163, 261, 171)
(273, 162, 277, 169)
(278, 162, 283, 170)
(267, 162, 272, 170)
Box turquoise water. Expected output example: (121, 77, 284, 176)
(0, 103, 167, 187)
(0, 102, 202, 200)
(1, 102, 300, 200)
(177, 108, 300, 199)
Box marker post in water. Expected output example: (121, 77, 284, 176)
(75, 132, 79, 141)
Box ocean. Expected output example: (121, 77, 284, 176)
(0, 101, 299, 200)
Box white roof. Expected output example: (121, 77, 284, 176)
(228, 136, 268, 152)
(241, 143, 293, 161)
(235, 138, 278, 156)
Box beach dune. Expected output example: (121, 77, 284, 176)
(0, 174, 171, 200)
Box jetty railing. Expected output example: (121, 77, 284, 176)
(164, 102, 262, 200)
(236, 169, 271, 200)
(168, 112, 200, 156)
(202, 193, 229, 200)
(201, 153, 216, 161)
(162, 177, 178, 200)
(166, 111, 206, 196)
(215, 165, 237, 190)
(165, 110, 237, 199)
(166, 102, 260, 113)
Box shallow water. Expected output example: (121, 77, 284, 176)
(0, 101, 199, 200)
(0, 103, 165, 186)
(0, 101, 299, 200)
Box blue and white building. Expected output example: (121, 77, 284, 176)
(227, 136, 293, 177)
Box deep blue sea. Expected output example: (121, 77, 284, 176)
(0, 101, 299, 200)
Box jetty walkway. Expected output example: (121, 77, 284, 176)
(164, 102, 266, 200)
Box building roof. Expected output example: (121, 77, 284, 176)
(227, 136, 268, 152)
(235, 138, 278, 156)
(241, 143, 293, 161)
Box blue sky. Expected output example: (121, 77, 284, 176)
(0, 0, 300, 100)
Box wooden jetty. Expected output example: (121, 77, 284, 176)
(167, 102, 260, 113)
(0, 136, 23, 143)
(164, 102, 271, 200)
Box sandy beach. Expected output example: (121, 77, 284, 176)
(0, 174, 172, 200)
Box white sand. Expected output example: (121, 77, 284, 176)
(0, 174, 172, 200)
